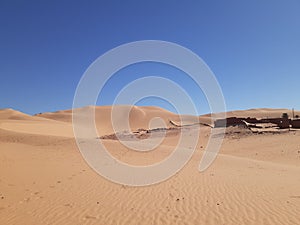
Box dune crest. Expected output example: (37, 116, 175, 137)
(0, 108, 34, 120)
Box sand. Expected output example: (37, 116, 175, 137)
(0, 106, 299, 225)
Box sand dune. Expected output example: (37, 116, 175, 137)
(0, 108, 38, 121)
(37, 105, 201, 136)
(35, 109, 73, 123)
(0, 106, 300, 224)
(226, 108, 300, 119)
(0, 109, 73, 138)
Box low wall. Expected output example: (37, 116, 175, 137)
(214, 117, 291, 129)
(291, 119, 300, 128)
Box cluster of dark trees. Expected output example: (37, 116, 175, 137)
(282, 113, 299, 119)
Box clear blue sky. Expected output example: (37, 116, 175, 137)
(1, 0, 299, 115)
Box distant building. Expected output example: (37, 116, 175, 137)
(214, 117, 292, 129)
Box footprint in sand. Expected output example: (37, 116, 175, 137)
(64, 203, 73, 208)
(49, 181, 61, 189)
(84, 215, 97, 220)
(24, 197, 30, 202)
(290, 196, 300, 199)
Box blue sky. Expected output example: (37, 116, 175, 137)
(1, 0, 299, 115)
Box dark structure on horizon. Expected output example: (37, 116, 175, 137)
(214, 117, 300, 129)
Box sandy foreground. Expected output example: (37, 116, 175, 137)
(0, 106, 299, 225)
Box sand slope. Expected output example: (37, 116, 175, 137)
(226, 108, 300, 119)
(0, 106, 299, 225)
(0, 108, 38, 121)
(0, 109, 73, 138)
(36, 105, 202, 136)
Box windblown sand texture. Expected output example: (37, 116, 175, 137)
(0, 106, 299, 225)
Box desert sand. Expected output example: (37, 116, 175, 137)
(0, 106, 299, 225)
